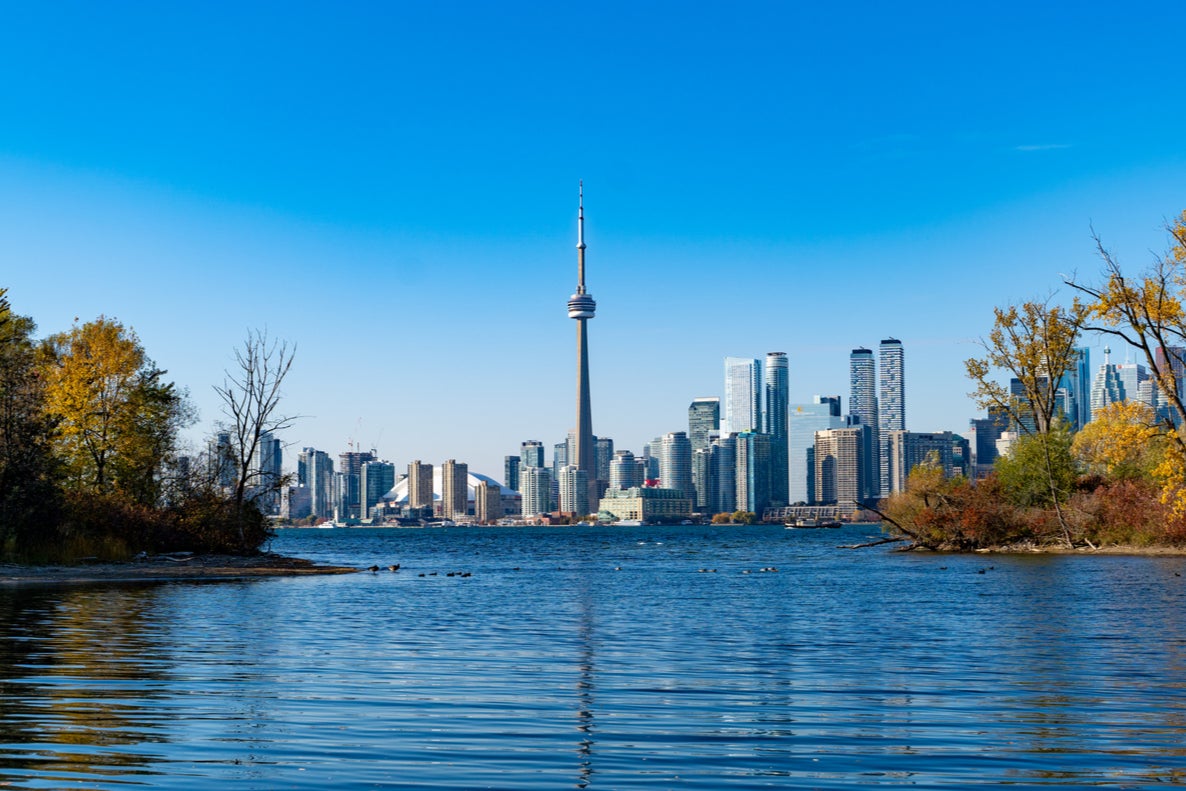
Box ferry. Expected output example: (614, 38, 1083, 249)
(785, 517, 843, 529)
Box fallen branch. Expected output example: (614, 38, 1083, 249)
(840, 536, 909, 549)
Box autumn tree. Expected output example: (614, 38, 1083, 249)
(1071, 401, 1164, 481)
(1066, 211, 1186, 511)
(38, 317, 190, 505)
(965, 298, 1088, 546)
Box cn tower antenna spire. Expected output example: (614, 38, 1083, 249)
(577, 180, 587, 294)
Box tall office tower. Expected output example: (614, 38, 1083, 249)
(764, 352, 789, 506)
(723, 357, 761, 436)
(710, 435, 737, 514)
(688, 397, 721, 452)
(521, 440, 546, 469)
(595, 437, 614, 486)
(1156, 345, 1186, 408)
(659, 431, 694, 499)
(1117, 362, 1149, 404)
(788, 396, 845, 504)
(814, 426, 868, 507)
(440, 459, 469, 520)
(307, 449, 334, 519)
(297, 447, 312, 487)
(1056, 347, 1092, 430)
(878, 339, 905, 496)
(520, 465, 553, 518)
(692, 448, 714, 512)
(338, 450, 375, 519)
(885, 431, 954, 495)
(254, 431, 283, 514)
(360, 461, 395, 520)
(332, 471, 347, 520)
(553, 441, 568, 479)
(1090, 347, 1127, 416)
(214, 431, 236, 488)
(849, 347, 880, 500)
(475, 480, 501, 524)
(504, 456, 520, 492)
(968, 407, 1010, 478)
(559, 465, 590, 515)
(610, 450, 643, 489)
(734, 431, 773, 515)
(567, 183, 600, 512)
(407, 460, 434, 512)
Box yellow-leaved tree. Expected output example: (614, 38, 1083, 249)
(1071, 401, 1164, 481)
(39, 317, 190, 506)
(1067, 211, 1186, 513)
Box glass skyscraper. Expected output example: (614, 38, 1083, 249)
(849, 348, 880, 501)
(878, 339, 904, 496)
(723, 357, 761, 436)
(764, 352, 789, 506)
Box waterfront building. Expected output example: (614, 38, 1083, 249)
(552, 440, 568, 478)
(297, 447, 312, 487)
(849, 348, 880, 500)
(253, 431, 283, 515)
(951, 434, 972, 478)
(723, 357, 761, 436)
(407, 460, 434, 512)
(688, 397, 721, 452)
(298, 448, 333, 519)
(337, 450, 375, 520)
(735, 430, 773, 515)
(967, 407, 1010, 478)
(280, 486, 312, 521)
(360, 461, 395, 520)
(521, 440, 546, 469)
(475, 479, 501, 524)
(814, 426, 868, 507)
(595, 436, 614, 488)
(764, 352, 789, 506)
(692, 447, 714, 512)
(610, 450, 643, 490)
(567, 183, 600, 512)
(1055, 347, 1091, 430)
(659, 431, 693, 499)
(885, 431, 955, 495)
(710, 434, 737, 514)
(878, 339, 904, 495)
(441, 460, 469, 520)
(788, 396, 844, 504)
(520, 465, 552, 518)
(598, 486, 692, 523)
(559, 465, 590, 516)
(504, 456, 520, 492)
(382, 469, 520, 519)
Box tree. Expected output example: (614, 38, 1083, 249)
(1071, 401, 1164, 481)
(0, 289, 60, 552)
(965, 298, 1087, 546)
(1066, 212, 1186, 512)
(995, 422, 1077, 509)
(214, 329, 296, 544)
(38, 317, 189, 505)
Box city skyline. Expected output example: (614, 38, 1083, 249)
(1, 4, 1184, 479)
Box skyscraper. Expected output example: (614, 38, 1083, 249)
(504, 456, 520, 492)
(788, 396, 844, 504)
(659, 431, 693, 500)
(521, 466, 552, 518)
(878, 339, 905, 496)
(360, 460, 395, 520)
(407, 460, 434, 512)
(567, 182, 599, 512)
(849, 347, 880, 500)
(723, 357, 761, 436)
(735, 430, 773, 515)
(688, 397, 721, 452)
(521, 440, 545, 469)
(764, 352, 789, 506)
(559, 465, 589, 516)
(441, 459, 468, 520)
(610, 450, 643, 490)
(814, 426, 868, 507)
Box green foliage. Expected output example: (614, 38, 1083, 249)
(730, 511, 757, 525)
(994, 423, 1077, 508)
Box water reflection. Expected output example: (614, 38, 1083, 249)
(0, 584, 175, 786)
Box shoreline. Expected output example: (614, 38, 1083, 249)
(0, 552, 360, 585)
(904, 542, 1186, 556)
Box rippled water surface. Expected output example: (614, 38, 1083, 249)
(3, 524, 1186, 789)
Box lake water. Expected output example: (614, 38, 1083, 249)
(2, 524, 1186, 789)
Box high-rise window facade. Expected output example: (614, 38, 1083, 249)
(724, 357, 761, 436)
(688, 397, 721, 452)
(764, 352, 789, 506)
(849, 348, 880, 500)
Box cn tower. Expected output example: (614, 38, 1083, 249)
(568, 182, 598, 509)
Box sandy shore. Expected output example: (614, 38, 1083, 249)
(0, 552, 360, 585)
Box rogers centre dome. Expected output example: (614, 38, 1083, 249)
(381, 468, 517, 505)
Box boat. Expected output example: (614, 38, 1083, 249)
(785, 518, 844, 529)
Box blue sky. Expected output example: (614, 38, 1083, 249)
(2, 1, 1184, 478)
